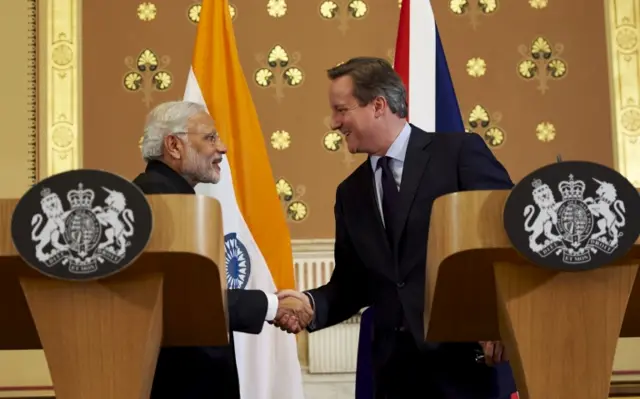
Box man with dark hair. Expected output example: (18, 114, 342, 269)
(276, 57, 514, 398)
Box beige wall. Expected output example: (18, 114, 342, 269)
(0, 0, 37, 199)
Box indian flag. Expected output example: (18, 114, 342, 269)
(183, 0, 304, 398)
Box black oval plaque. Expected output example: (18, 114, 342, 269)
(503, 161, 640, 271)
(11, 169, 153, 281)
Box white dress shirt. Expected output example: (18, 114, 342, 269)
(265, 294, 278, 321)
(303, 122, 412, 326)
(369, 122, 412, 225)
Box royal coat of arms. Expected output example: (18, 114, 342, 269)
(524, 174, 626, 264)
(30, 183, 136, 274)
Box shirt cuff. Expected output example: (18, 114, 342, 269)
(303, 291, 317, 330)
(265, 293, 279, 322)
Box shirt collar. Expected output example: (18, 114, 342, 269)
(370, 122, 412, 170)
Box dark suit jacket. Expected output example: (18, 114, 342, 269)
(306, 126, 514, 398)
(132, 160, 269, 399)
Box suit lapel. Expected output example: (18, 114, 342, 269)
(352, 164, 396, 281)
(392, 127, 433, 247)
(359, 165, 391, 253)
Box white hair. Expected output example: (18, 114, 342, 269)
(141, 100, 208, 162)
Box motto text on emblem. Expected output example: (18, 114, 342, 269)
(31, 183, 135, 274)
(524, 174, 626, 264)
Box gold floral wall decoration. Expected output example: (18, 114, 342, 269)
(188, 3, 237, 23)
(517, 36, 567, 94)
(322, 116, 356, 168)
(188, 3, 201, 23)
(276, 178, 309, 222)
(123, 49, 173, 108)
(137, 2, 157, 21)
(254, 44, 304, 102)
(466, 57, 487, 77)
(536, 121, 556, 142)
(271, 130, 291, 150)
(467, 105, 505, 148)
(267, 0, 287, 18)
(449, 0, 498, 30)
(529, 0, 548, 9)
(319, 0, 368, 35)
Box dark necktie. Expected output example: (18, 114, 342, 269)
(377, 156, 400, 248)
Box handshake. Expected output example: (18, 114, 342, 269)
(271, 290, 314, 334)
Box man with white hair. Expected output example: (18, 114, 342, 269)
(133, 100, 312, 398)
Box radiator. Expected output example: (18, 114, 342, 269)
(293, 240, 361, 374)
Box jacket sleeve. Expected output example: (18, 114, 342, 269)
(304, 186, 371, 331)
(227, 289, 268, 334)
(458, 132, 514, 190)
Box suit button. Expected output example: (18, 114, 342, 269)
(397, 281, 405, 288)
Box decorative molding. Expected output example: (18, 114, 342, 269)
(40, 0, 82, 178)
(291, 238, 334, 255)
(607, 0, 640, 187)
(27, 0, 37, 185)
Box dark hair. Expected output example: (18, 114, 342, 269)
(327, 57, 408, 118)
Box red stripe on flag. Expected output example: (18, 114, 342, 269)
(394, 0, 410, 117)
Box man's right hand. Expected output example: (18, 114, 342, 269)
(273, 290, 313, 334)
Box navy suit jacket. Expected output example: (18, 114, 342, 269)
(307, 126, 515, 398)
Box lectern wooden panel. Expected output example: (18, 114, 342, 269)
(0, 194, 227, 399)
(424, 190, 640, 399)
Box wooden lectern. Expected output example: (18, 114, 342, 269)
(0, 194, 228, 399)
(424, 190, 640, 399)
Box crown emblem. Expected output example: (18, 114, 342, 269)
(39, 187, 59, 206)
(531, 178, 552, 197)
(67, 183, 95, 209)
(558, 174, 585, 201)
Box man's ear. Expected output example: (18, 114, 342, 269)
(372, 96, 387, 118)
(164, 135, 183, 160)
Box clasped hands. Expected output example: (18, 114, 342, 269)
(270, 292, 508, 366)
(270, 290, 314, 334)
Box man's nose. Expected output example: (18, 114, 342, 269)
(217, 140, 228, 154)
(330, 116, 342, 131)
